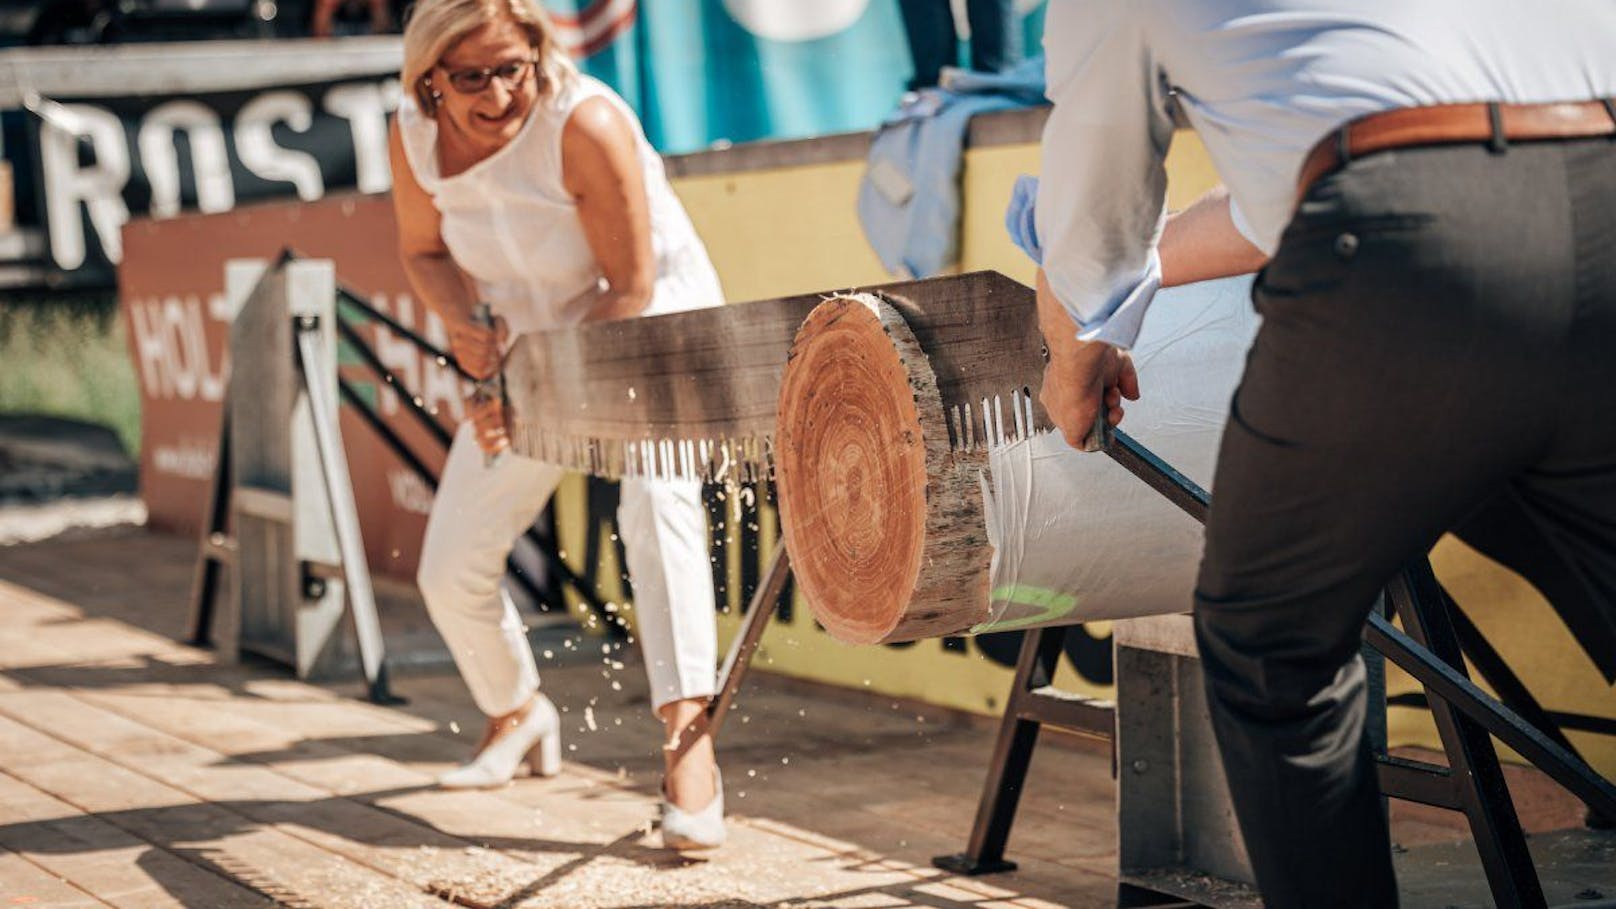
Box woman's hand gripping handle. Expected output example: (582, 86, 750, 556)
(457, 303, 511, 465)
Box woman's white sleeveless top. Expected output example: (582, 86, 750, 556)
(397, 74, 723, 337)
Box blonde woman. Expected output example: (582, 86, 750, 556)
(389, 0, 726, 850)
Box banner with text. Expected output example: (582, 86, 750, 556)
(29, 74, 399, 286)
(119, 193, 447, 580)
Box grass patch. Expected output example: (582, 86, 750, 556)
(0, 293, 142, 457)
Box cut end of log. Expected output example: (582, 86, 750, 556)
(775, 294, 992, 645)
(775, 295, 928, 644)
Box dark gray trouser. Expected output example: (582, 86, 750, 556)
(1193, 136, 1616, 908)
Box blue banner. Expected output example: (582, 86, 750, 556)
(544, 0, 1047, 154)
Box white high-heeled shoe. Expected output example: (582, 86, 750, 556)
(438, 695, 562, 789)
(660, 767, 726, 851)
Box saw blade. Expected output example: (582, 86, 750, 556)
(873, 270, 1053, 453)
(503, 270, 1052, 481)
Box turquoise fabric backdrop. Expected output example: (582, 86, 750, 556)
(544, 0, 1046, 154)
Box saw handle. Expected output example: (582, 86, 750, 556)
(469, 302, 509, 466)
(1081, 405, 1114, 453)
(1040, 339, 1112, 453)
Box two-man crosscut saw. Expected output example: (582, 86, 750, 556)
(506, 271, 1054, 480)
(503, 269, 1191, 499)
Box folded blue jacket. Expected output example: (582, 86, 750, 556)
(1005, 173, 1042, 265)
(857, 57, 1046, 279)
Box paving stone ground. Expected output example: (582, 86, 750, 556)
(0, 512, 1603, 908)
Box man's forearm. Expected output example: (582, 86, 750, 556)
(1159, 186, 1269, 287)
(1035, 268, 1085, 358)
(1034, 267, 1139, 450)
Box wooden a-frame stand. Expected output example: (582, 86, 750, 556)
(186, 257, 400, 705)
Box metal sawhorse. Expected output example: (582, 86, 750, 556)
(933, 429, 1616, 908)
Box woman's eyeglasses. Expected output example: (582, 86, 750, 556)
(437, 58, 538, 95)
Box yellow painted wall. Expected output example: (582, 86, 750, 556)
(553, 127, 1615, 774)
(673, 161, 891, 302)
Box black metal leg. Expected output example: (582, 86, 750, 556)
(1365, 611, 1616, 825)
(1382, 561, 1546, 908)
(704, 546, 790, 741)
(934, 625, 1080, 876)
(1442, 587, 1579, 758)
(932, 721, 1037, 875)
(187, 405, 233, 647)
(1439, 585, 1612, 828)
(188, 549, 225, 647)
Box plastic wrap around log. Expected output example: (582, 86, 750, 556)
(775, 276, 1260, 645)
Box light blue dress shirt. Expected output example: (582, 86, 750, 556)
(1036, 0, 1616, 349)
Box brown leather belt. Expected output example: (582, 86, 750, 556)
(1297, 99, 1616, 198)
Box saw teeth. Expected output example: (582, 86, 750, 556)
(502, 422, 780, 484)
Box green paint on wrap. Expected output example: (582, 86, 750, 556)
(971, 583, 1083, 634)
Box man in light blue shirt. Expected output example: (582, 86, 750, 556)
(1029, 2, 1616, 905)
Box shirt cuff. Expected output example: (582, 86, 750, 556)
(1052, 251, 1162, 350)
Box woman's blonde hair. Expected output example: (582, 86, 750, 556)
(401, 0, 576, 116)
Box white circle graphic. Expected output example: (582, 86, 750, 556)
(721, 0, 871, 43)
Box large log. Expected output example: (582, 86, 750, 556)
(775, 278, 1259, 645)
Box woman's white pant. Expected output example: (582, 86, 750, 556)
(418, 422, 718, 717)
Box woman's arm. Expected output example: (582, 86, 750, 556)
(388, 119, 507, 455)
(387, 119, 504, 379)
(388, 119, 474, 330)
(560, 97, 656, 323)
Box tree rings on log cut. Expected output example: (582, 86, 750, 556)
(775, 294, 992, 645)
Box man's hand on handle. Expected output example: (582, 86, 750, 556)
(1035, 269, 1139, 451)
